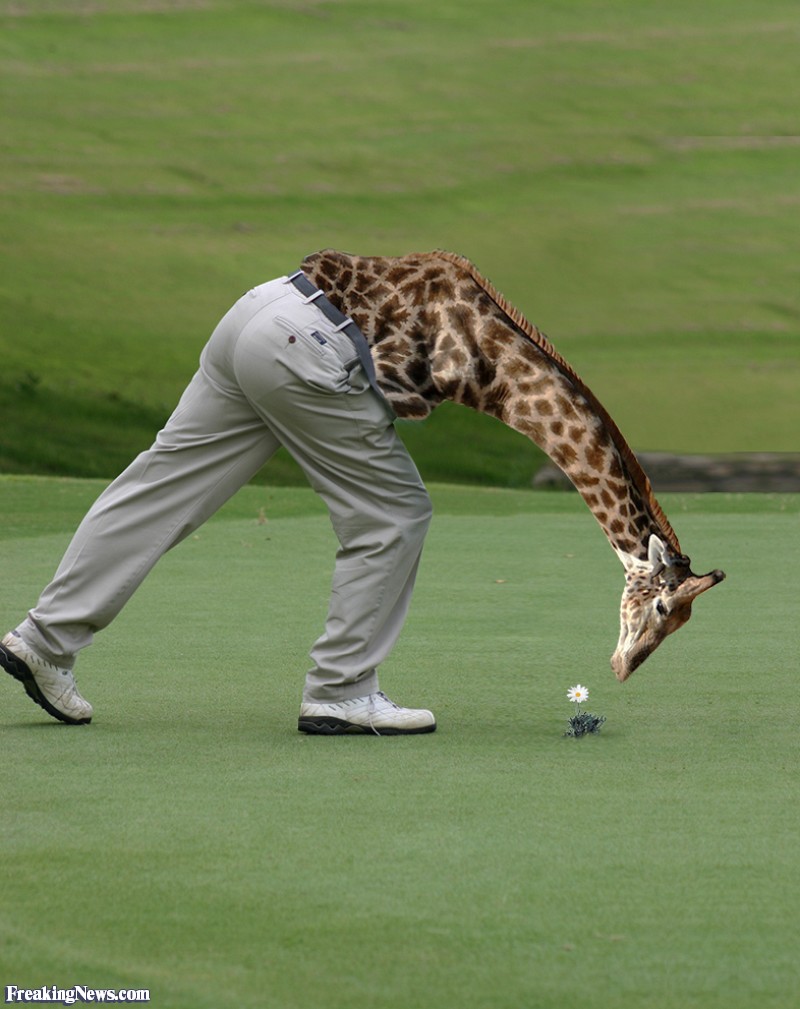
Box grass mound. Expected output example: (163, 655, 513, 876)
(2, 0, 799, 482)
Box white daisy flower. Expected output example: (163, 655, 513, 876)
(567, 684, 589, 704)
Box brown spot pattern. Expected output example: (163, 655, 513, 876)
(300, 248, 674, 560)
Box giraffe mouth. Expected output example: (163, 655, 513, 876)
(611, 644, 652, 681)
(610, 651, 630, 681)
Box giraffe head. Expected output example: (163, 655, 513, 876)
(611, 535, 725, 681)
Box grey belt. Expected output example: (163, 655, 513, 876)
(287, 270, 391, 411)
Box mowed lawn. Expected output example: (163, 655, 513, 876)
(1, 476, 798, 1009)
(2, 0, 799, 483)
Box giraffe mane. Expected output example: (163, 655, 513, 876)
(432, 250, 682, 554)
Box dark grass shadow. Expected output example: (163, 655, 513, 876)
(1, 719, 90, 731)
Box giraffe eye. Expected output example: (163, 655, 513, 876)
(655, 600, 668, 617)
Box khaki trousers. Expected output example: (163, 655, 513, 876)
(18, 277, 432, 702)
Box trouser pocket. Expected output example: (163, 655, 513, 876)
(274, 315, 362, 394)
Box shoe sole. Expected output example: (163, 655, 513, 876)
(0, 642, 92, 725)
(298, 716, 436, 736)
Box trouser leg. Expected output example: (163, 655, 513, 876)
(290, 423, 432, 702)
(19, 370, 279, 666)
(19, 275, 432, 704)
(232, 286, 432, 702)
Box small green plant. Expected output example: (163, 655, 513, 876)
(564, 684, 606, 738)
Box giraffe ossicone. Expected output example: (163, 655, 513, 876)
(301, 249, 726, 680)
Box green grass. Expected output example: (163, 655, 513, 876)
(2, 9, 797, 1002)
(1, 476, 799, 1008)
(2, 0, 799, 482)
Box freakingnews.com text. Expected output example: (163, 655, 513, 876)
(4, 987, 150, 1005)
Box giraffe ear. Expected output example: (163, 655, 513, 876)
(648, 534, 693, 587)
(647, 535, 669, 574)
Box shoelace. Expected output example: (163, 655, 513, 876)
(367, 691, 399, 736)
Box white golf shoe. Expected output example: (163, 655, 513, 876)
(298, 690, 436, 735)
(1, 631, 93, 724)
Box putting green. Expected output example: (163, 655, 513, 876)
(1, 477, 797, 1008)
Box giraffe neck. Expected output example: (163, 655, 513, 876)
(482, 366, 667, 562)
(300, 249, 680, 563)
